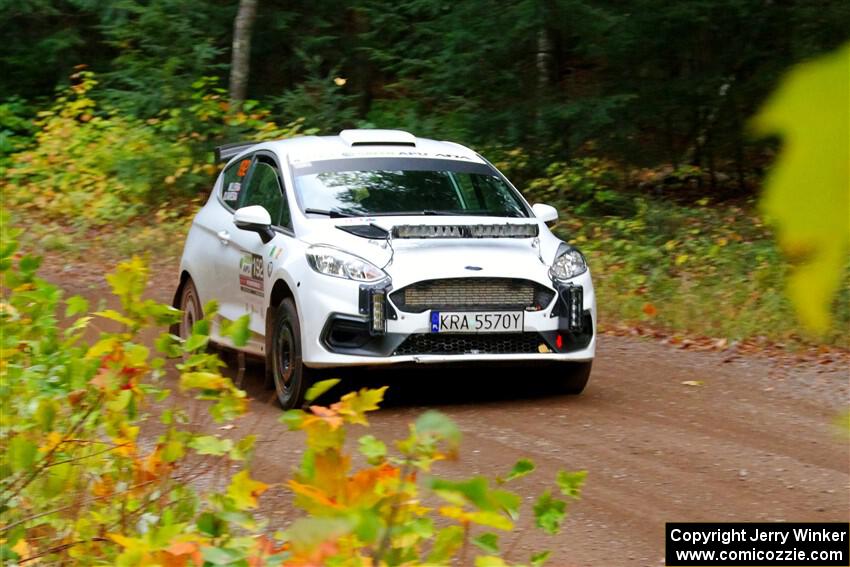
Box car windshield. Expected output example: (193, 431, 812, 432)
(292, 157, 529, 217)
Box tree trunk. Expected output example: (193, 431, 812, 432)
(535, 26, 554, 141)
(229, 0, 259, 108)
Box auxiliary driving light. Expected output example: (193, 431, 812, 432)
(556, 284, 584, 332)
(370, 289, 387, 334)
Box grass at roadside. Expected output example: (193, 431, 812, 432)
(554, 198, 850, 348)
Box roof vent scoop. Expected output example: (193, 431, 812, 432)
(339, 129, 417, 147)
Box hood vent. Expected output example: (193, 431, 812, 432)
(392, 224, 539, 239)
(336, 224, 390, 239)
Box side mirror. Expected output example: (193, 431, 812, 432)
(532, 203, 558, 224)
(234, 205, 275, 244)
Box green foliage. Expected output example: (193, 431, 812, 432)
(546, 196, 849, 346)
(0, 225, 587, 564)
(4, 72, 310, 227)
(98, 0, 232, 116)
(0, 227, 262, 564)
(753, 43, 850, 333)
(527, 158, 631, 215)
(272, 57, 358, 133)
(4, 72, 194, 224)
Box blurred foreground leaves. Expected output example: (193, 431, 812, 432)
(754, 43, 850, 333)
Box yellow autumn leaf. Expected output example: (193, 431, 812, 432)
(337, 386, 387, 426)
(753, 43, 850, 332)
(227, 470, 269, 510)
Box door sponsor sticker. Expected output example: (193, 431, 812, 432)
(239, 253, 264, 296)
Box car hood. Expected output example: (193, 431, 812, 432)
(297, 216, 559, 288)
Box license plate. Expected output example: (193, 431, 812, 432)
(430, 311, 524, 333)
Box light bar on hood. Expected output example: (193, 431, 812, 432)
(392, 223, 539, 239)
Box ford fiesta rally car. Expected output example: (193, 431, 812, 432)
(174, 129, 596, 409)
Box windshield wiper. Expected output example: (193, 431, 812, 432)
(304, 208, 354, 218)
(366, 210, 469, 217)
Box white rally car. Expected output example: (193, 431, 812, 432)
(174, 129, 596, 409)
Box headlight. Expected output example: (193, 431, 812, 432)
(549, 243, 587, 281)
(306, 245, 387, 282)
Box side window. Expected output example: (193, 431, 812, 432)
(241, 158, 290, 227)
(221, 157, 252, 209)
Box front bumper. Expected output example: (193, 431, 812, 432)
(296, 271, 596, 368)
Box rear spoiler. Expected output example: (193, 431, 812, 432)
(214, 141, 257, 163)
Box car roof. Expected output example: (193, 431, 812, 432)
(242, 129, 486, 166)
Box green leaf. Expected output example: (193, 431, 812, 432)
(475, 556, 509, 567)
(358, 434, 387, 464)
(504, 458, 535, 482)
(280, 409, 306, 430)
(531, 550, 552, 566)
(467, 510, 513, 531)
(415, 410, 461, 448)
(183, 333, 209, 352)
(555, 470, 587, 500)
(197, 512, 225, 537)
(93, 309, 137, 327)
(191, 317, 210, 337)
(472, 533, 500, 554)
(227, 314, 250, 346)
(426, 525, 465, 564)
(305, 378, 340, 402)
(19, 255, 42, 274)
(180, 372, 231, 391)
(161, 440, 186, 463)
(533, 490, 566, 535)
(753, 42, 850, 332)
(8, 437, 38, 472)
(155, 333, 182, 358)
(283, 517, 352, 549)
(202, 546, 244, 565)
(489, 489, 521, 521)
(189, 435, 233, 456)
(353, 508, 381, 543)
(431, 477, 491, 510)
(65, 295, 89, 317)
(229, 435, 256, 461)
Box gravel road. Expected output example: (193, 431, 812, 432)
(46, 256, 850, 567)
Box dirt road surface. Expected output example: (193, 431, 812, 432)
(47, 256, 850, 567)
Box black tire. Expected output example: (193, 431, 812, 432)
(178, 278, 202, 341)
(556, 361, 592, 395)
(270, 298, 313, 410)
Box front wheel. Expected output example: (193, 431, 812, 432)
(270, 298, 313, 409)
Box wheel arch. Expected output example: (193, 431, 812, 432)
(169, 270, 193, 335)
(266, 277, 297, 355)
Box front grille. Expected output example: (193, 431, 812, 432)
(394, 333, 547, 356)
(390, 278, 554, 313)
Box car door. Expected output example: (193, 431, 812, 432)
(225, 152, 293, 337)
(198, 154, 256, 329)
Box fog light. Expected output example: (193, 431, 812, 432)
(371, 290, 386, 334)
(556, 334, 564, 349)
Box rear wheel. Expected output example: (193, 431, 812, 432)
(270, 298, 313, 409)
(178, 279, 202, 340)
(555, 361, 592, 395)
